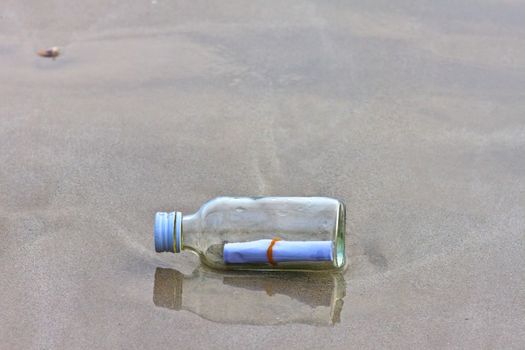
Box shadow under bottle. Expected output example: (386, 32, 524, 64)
(153, 266, 346, 326)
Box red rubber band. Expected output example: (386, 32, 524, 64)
(267, 238, 281, 266)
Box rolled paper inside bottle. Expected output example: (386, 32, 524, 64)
(224, 239, 333, 264)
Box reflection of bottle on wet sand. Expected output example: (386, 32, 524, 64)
(153, 267, 346, 326)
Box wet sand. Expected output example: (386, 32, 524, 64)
(1, 1, 524, 349)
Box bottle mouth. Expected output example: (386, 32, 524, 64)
(154, 212, 182, 253)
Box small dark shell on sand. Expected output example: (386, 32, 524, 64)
(37, 47, 60, 59)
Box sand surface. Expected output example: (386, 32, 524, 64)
(1, 1, 524, 349)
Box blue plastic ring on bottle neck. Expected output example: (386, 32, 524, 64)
(154, 211, 178, 253)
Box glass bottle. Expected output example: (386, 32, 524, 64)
(153, 266, 346, 326)
(154, 196, 346, 271)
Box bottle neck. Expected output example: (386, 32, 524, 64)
(181, 213, 200, 251)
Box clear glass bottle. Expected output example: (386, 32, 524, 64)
(154, 196, 346, 271)
(153, 266, 346, 326)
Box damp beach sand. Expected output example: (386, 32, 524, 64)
(0, 1, 524, 349)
